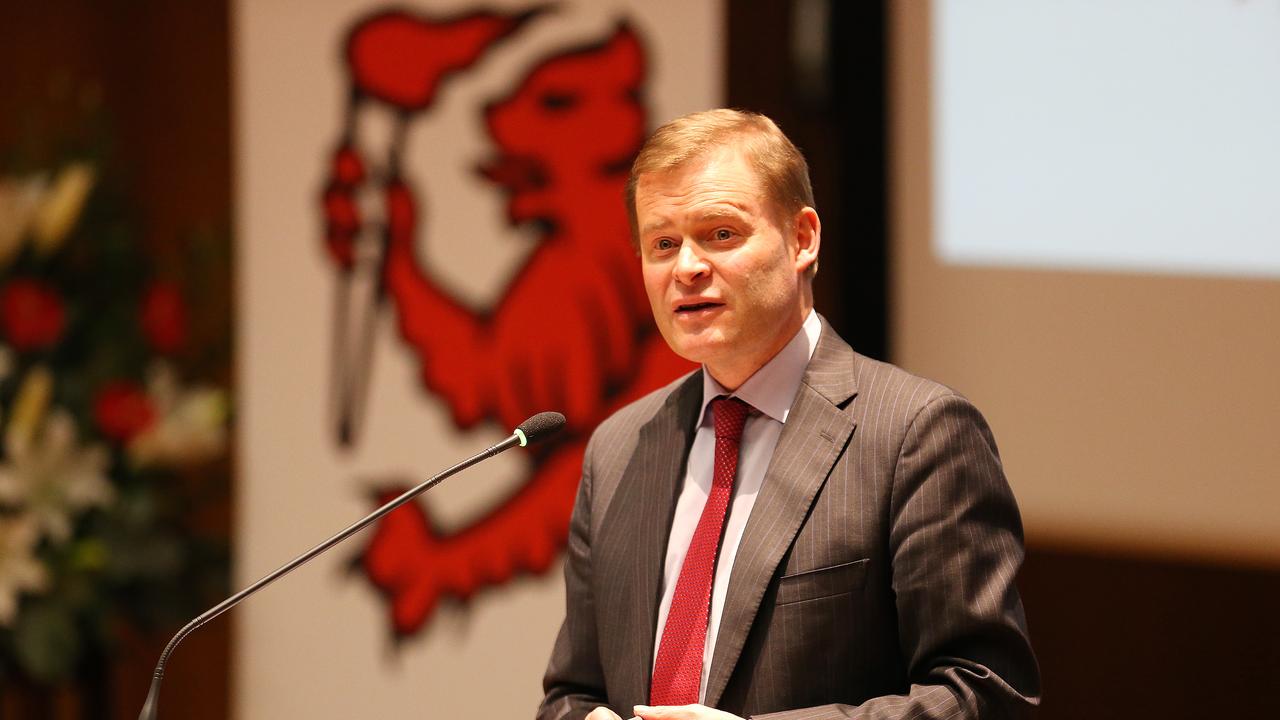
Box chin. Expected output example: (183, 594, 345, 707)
(666, 335, 728, 368)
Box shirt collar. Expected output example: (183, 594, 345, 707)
(697, 309, 821, 426)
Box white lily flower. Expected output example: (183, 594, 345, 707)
(5, 366, 53, 460)
(31, 163, 95, 254)
(128, 361, 228, 467)
(0, 174, 49, 267)
(0, 514, 49, 626)
(0, 410, 114, 544)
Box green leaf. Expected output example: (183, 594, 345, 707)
(13, 602, 81, 683)
(72, 538, 108, 572)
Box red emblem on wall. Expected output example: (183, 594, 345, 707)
(320, 7, 693, 637)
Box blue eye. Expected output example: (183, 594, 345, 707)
(656, 238, 676, 251)
(715, 229, 733, 241)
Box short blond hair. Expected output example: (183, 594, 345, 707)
(625, 109, 814, 244)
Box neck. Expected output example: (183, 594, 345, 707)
(706, 304, 812, 391)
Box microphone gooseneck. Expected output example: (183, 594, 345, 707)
(138, 412, 565, 720)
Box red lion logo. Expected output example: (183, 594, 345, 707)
(321, 8, 693, 637)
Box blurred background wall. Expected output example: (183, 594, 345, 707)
(891, 3, 1280, 715)
(1, 0, 1277, 718)
(0, 1, 232, 718)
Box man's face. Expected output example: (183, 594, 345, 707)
(635, 146, 818, 387)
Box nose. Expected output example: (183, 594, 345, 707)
(673, 242, 710, 286)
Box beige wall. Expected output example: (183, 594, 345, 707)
(234, 1, 722, 717)
(890, 0, 1280, 566)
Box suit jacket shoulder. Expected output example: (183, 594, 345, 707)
(818, 330, 1001, 473)
(821, 330, 966, 423)
(588, 368, 699, 463)
(581, 368, 701, 521)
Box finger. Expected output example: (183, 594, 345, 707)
(633, 705, 682, 719)
(586, 707, 623, 720)
(635, 704, 734, 720)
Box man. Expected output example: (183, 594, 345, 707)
(538, 110, 1040, 720)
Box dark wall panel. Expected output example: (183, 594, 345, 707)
(726, 0, 888, 361)
(1021, 546, 1280, 718)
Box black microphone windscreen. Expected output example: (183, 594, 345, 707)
(516, 412, 566, 444)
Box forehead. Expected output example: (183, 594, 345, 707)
(634, 147, 766, 223)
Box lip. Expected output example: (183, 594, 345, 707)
(672, 297, 726, 317)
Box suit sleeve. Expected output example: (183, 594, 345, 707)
(752, 393, 1041, 720)
(537, 434, 624, 720)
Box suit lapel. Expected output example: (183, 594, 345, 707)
(595, 372, 702, 708)
(702, 322, 859, 707)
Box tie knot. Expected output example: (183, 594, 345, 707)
(711, 396, 751, 440)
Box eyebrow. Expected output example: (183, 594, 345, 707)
(639, 205, 752, 238)
(696, 206, 751, 224)
(639, 218, 673, 238)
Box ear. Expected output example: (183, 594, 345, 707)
(791, 206, 821, 276)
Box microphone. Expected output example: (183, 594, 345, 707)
(137, 411, 566, 719)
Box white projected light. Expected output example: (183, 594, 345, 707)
(933, 0, 1280, 278)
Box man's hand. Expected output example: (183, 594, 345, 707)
(586, 707, 625, 720)
(632, 704, 745, 720)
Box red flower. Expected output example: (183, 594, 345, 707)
(141, 282, 188, 354)
(94, 381, 157, 443)
(0, 280, 66, 351)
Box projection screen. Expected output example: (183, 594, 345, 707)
(891, 0, 1280, 565)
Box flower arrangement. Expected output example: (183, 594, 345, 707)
(0, 134, 230, 685)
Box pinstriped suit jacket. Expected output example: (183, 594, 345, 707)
(538, 320, 1040, 720)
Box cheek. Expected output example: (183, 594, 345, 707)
(735, 259, 790, 306)
(732, 275, 795, 331)
(641, 266, 668, 311)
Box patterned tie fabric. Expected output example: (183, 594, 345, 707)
(650, 395, 751, 706)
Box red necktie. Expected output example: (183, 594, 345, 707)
(650, 396, 751, 706)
